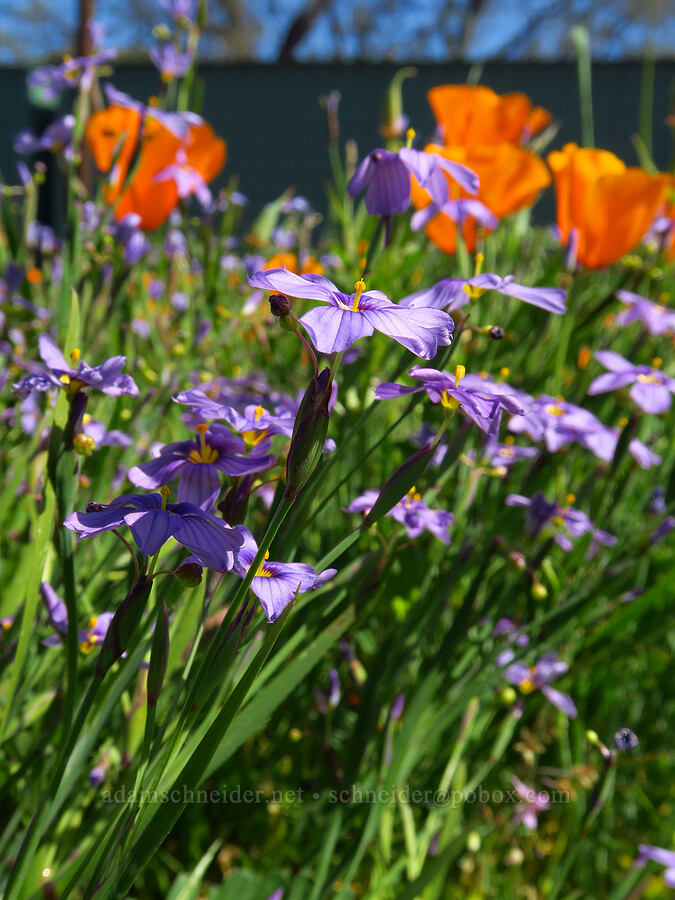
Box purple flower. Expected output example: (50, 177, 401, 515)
(109, 213, 149, 265)
(375, 364, 525, 433)
(484, 438, 538, 469)
(155, 148, 211, 207)
(400, 270, 567, 316)
(28, 51, 115, 102)
(149, 43, 193, 81)
(503, 652, 577, 718)
(248, 269, 453, 359)
(234, 529, 336, 622)
(128, 424, 275, 510)
(165, 228, 187, 258)
(14, 335, 138, 399)
(511, 776, 550, 829)
(506, 492, 616, 557)
(315, 667, 341, 713)
(160, 0, 196, 19)
(103, 84, 201, 138)
(40, 582, 113, 651)
(635, 845, 675, 888)
(64, 492, 245, 571)
(411, 198, 498, 233)
(616, 290, 675, 336)
(588, 351, 675, 414)
(345, 487, 453, 543)
(347, 147, 478, 216)
(14, 115, 76, 160)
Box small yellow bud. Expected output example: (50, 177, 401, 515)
(73, 433, 96, 456)
(586, 729, 600, 745)
(500, 687, 517, 705)
(531, 581, 548, 600)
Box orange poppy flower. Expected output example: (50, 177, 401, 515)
(411, 143, 551, 253)
(264, 253, 323, 276)
(85, 105, 226, 230)
(547, 143, 669, 269)
(428, 85, 552, 147)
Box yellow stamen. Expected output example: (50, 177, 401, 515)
(637, 373, 661, 384)
(474, 252, 484, 276)
(80, 641, 95, 654)
(544, 403, 565, 416)
(440, 389, 459, 411)
(82, 413, 92, 425)
(160, 485, 170, 510)
(255, 549, 271, 578)
(565, 493, 576, 505)
(652, 357, 662, 368)
(454, 364, 466, 385)
(2, 620, 11, 631)
(618, 416, 629, 427)
(351, 279, 366, 311)
(519, 678, 536, 694)
(254, 405, 266, 421)
(499, 367, 510, 379)
(89, 616, 98, 629)
(505, 435, 515, 445)
(405, 127, 415, 148)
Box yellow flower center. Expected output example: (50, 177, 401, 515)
(498, 447, 515, 458)
(462, 253, 485, 300)
(188, 424, 218, 464)
(405, 127, 415, 148)
(255, 550, 272, 578)
(545, 403, 565, 416)
(636, 373, 661, 385)
(254, 405, 266, 421)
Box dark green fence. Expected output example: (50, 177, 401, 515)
(2, 62, 673, 225)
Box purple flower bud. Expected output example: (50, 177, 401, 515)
(175, 560, 203, 587)
(389, 693, 405, 722)
(488, 326, 504, 340)
(284, 367, 332, 502)
(95, 577, 153, 679)
(269, 293, 292, 318)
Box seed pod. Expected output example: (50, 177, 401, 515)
(284, 367, 332, 501)
(175, 560, 203, 587)
(363, 443, 435, 528)
(147, 602, 170, 708)
(95, 576, 152, 679)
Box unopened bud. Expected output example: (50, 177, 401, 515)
(175, 560, 203, 587)
(501, 687, 517, 705)
(488, 326, 504, 340)
(363, 445, 435, 528)
(269, 293, 292, 317)
(531, 581, 548, 600)
(86, 501, 104, 513)
(284, 367, 332, 501)
(95, 577, 152, 679)
(586, 729, 599, 745)
(147, 601, 170, 708)
(152, 23, 171, 40)
(73, 433, 96, 456)
(508, 551, 526, 570)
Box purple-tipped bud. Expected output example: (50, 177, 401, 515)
(614, 728, 639, 751)
(363, 444, 435, 528)
(284, 367, 332, 501)
(488, 326, 504, 340)
(89, 766, 106, 787)
(147, 601, 170, 708)
(95, 577, 152, 679)
(390, 692, 405, 722)
(86, 501, 104, 513)
(175, 561, 203, 587)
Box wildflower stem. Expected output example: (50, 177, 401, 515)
(296, 327, 319, 377)
(112, 528, 141, 581)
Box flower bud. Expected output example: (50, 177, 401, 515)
(488, 326, 504, 340)
(531, 581, 548, 600)
(86, 501, 104, 513)
(269, 293, 292, 317)
(175, 560, 203, 587)
(147, 602, 170, 708)
(95, 577, 152, 679)
(380, 67, 416, 140)
(284, 367, 332, 501)
(73, 433, 96, 456)
(363, 444, 435, 528)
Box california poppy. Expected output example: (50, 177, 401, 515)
(547, 143, 669, 269)
(428, 85, 552, 147)
(85, 104, 226, 230)
(264, 253, 323, 276)
(411, 143, 551, 253)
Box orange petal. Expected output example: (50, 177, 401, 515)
(185, 122, 227, 181)
(427, 84, 546, 146)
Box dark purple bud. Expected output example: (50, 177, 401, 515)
(284, 367, 332, 501)
(86, 501, 104, 513)
(175, 561, 203, 587)
(89, 766, 106, 787)
(95, 577, 152, 679)
(614, 728, 639, 751)
(488, 326, 504, 340)
(147, 601, 170, 708)
(363, 444, 435, 528)
(269, 293, 291, 317)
